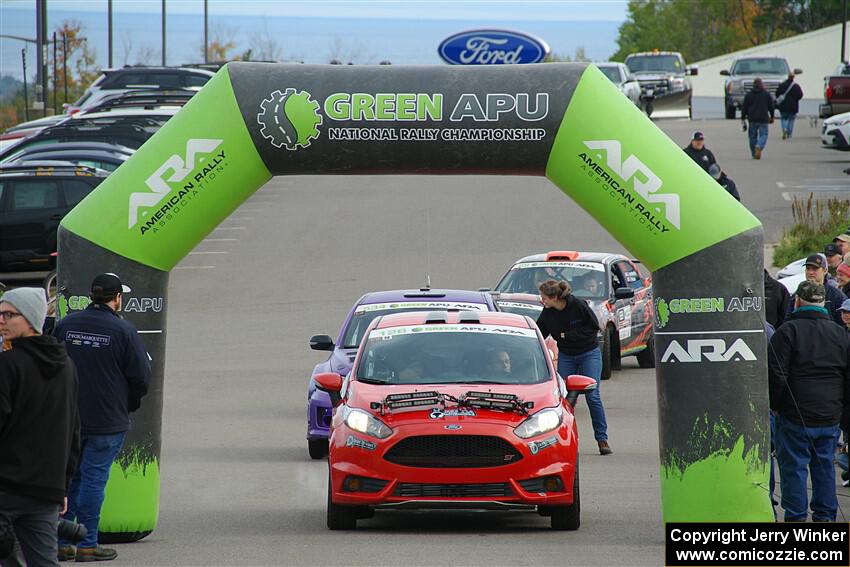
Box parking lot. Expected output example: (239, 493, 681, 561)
(2, 112, 847, 565)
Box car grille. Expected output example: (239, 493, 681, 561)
(394, 482, 513, 498)
(742, 79, 782, 93)
(384, 435, 522, 468)
(638, 79, 669, 96)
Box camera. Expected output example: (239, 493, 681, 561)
(57, 519, 87, 543)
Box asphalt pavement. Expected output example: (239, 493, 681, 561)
(2, 114, 848, 566)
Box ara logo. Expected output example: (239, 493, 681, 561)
(660, 338, 757, 363)
(129, 138, 224, 229)
(257, 89, 323, 150)
(582, 140, 680, 230)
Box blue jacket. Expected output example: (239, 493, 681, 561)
(53, 303, 151, 435)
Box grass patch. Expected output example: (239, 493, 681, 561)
(773, 195, 850, 267)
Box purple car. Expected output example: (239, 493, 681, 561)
(306, 288, 497, 459)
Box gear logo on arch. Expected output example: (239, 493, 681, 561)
(257, 88, 323, 150)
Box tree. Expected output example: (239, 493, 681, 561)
(201, 22, 238, 62)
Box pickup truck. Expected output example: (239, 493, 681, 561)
(820, 62, 850, 118)
(720, 56, 802, 119)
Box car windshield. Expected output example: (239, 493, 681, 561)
(355, 324, 550, 385)
(625, 55, 682, 73)
(494, 261, 607, 299)
(598, 66, 622, 83)
(341, 301, 488, 348)
(730, 58, 789, 75)
(495, 300, 542, 320)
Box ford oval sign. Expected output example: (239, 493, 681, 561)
(438, 29, 549, 65)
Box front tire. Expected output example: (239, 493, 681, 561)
(308, 438, 328, 460)
(724, 100, 736, 119)
(601, 327, 613, 380)
(636, 333, 655, 368)
(327, 471, 357, 530)
(551, 458, 580, 530)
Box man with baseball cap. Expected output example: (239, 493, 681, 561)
(0, 288, 79, 566)
(785, 254, 847, 326)
(682, 130, 718, 174)
(824, 243, 844, 276)
(833, 234, 850, 256)
(769, 281, 850, 522)
(838, 298, 850, 331)
(52, 274, 150, 562)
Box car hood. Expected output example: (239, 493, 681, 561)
(633, 72, 680, 79)
(347, 381, 561, 428)
(825, 112, 850, 126)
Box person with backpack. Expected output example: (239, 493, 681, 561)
(775, 72, 804, 141)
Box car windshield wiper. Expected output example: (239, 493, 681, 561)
(356, 377, 391, 385)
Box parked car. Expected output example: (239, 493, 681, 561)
(307, 288, 498, 459)
(819, 62, 850, 119)
(0, 114, 69, 154)
(821, 111, 850, 151)
(624, 50, 698, 118)
(316, 310, 596, 530)
(0, 161, 108, 272)
(2, 142, 134, 172)
(64, 66, 214, 114)
(492, 251, 654, 380)
(596, 62, 641, 107)
(720, 56, 801, 119)
(85, 89, 196, 113)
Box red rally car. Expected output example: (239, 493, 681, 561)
(314, 310, 597, 531)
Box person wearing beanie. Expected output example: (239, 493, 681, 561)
(769, 281, 850, 522)
(838, 299, 850, 331)
(52, 274, 150, 562)
(0, 288, 80, 566)
(836, 264, 850, 297)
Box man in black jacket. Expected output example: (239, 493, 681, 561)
(741, 78, 775, 159)
(784, 254, 847, 325)
(764, 270, 790, 328)
(769, 281, 850, 522)
(0, 288, 80, 567)
(682, 131, 717, 173)
(53, 274, 150, 562)
(775, 72, 803, 140)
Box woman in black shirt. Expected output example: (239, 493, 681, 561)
(537, 280, 612, 455)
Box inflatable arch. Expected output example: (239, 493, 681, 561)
(57, 62, 773, 539)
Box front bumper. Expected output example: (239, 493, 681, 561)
(821, 103, 850, 119)
(307, 386, 333, 439)
(329, 421, 577, 509)
(821, 126, 850, 151)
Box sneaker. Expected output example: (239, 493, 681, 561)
(75, 547, 117, 562)
(58, 545, 76, 562)
(598, 440, 613, 455)
(754, 147, 762, 159)
(781, 131, 787, 140)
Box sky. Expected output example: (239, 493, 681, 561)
(2, 0, 629, 22)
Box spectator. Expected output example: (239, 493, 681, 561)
(775, 72, 804, 140)
(769, 281, 850, 522)
(837, 264, 850, 297)
(682, 131, 717, 173)
(741, 78, 775, 160)
(834, 234, 850, 257)
(764, 270, 790, 328)
(825, 243, 843, 277)
(537, 280, 612, 455)
(785, 254, 846, 326)
(0, 288, 79, 567)
(52, 274, 151, 563)
(708, 164, 740, 201)
(839, 299, 850, 331)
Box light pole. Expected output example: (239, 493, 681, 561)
(161, 0, 166, 66)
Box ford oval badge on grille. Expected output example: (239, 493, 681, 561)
(444, 424, 462, 430)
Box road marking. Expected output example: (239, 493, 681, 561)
(173, 265, 216, 270)
(238, 209, 263, 213)
(226, 217, 255, 221)
(782, 192, 793, 201)
(213, 226, 246, 231)
(776, 181, 785, 188)
(189, 251, 228, 255)
(791, 185, 849, 191)
(203, 238, 238, 242)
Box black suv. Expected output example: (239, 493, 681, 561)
(0, 162, 108, 272)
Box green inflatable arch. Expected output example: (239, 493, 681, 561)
(57, 62, 773, 540)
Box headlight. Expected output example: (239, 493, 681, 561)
(670, 77, 685, 91)
(343, 406, 393, 439)
(514, 406, 563, 439)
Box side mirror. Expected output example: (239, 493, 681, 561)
(614, 287, 635, 300)
(719, 69, 730, 76)
(314, 372, 343, 407)
(793, 68, 803, 75)
(566, 374, 597, 392)
(61, 102, 70, 109)
(687, 66, 699, 76)
(309, 334, 334, 351)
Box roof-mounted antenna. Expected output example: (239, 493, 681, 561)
(425, 274, 431, 290)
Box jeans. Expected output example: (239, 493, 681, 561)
(61, 432, 126, 549)
(775, 416, 839, 522)
(557, 348, 607, 441)
(0, 491, 61, 567)
(747, 121, 769, 155)
(780, 112, 797, 138)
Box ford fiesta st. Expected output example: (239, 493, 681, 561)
(306, 288, 496, 458)
(314, 310, 596, 530)
(493, 251, 654, 379)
